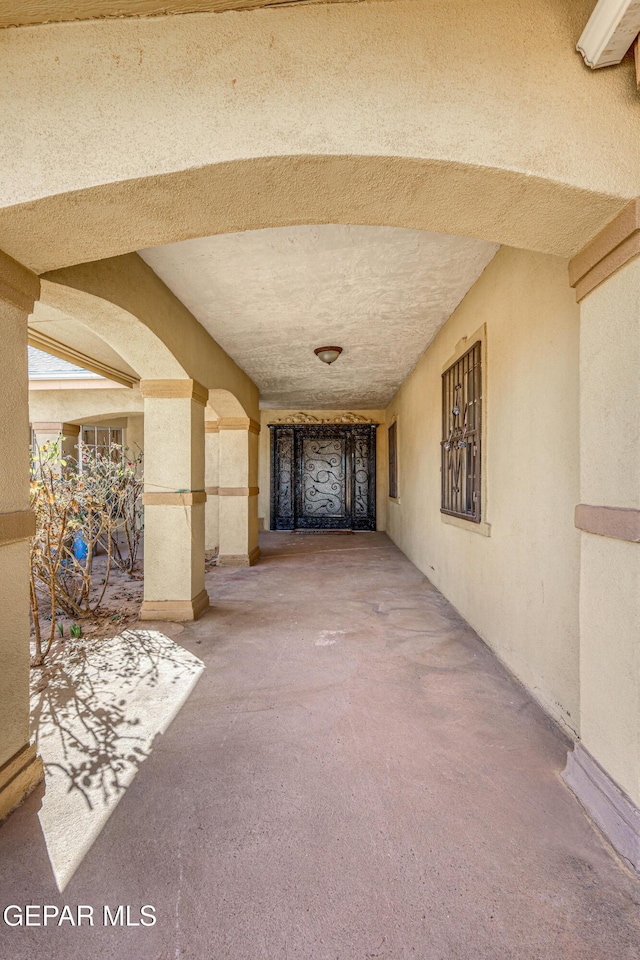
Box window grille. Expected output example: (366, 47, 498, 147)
(80, 425, 123, 462)
(441, 341, 481, 522)
(388, 420, 398, 499)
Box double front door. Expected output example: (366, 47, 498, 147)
(270, 423, 377, 531)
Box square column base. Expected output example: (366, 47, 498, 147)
(0, 743, 44, 823)
(140, 589, 210, 622)
(218, 547, 260, 567)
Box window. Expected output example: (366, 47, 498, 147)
(81, 425, 123, 461)
(388, 420, 398, 499)
(441, 341, 481, 522)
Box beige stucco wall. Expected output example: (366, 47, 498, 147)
(29, 385, 144, 423)
(259, 410, 386, 532)
(0, 1, 638, 273)
(385, 247, 581, 735)
(577, 257, 640, 805)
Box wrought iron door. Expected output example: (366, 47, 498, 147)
(270, 424, 376, 531)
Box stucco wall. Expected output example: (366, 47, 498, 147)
(29, 385, 144, 423)
(1, 0, 637, 273)
(259, 410, 386, 532)
(385, 247, 581, 735)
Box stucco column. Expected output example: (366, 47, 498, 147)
(31, 421, 80, 467)
(218, 417, 260, 566)
(563, 201, 640, 873)
(0, 250, 44, 820)
(139, 380, 209, 621)
(204, 419, 220, 556)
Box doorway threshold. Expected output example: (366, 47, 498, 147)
(293, 529, 355, 535)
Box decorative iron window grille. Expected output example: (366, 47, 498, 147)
(388, 420, 398, 499)
(441, 341, 482, 522)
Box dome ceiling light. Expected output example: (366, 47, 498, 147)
(314, 346, 343, 365)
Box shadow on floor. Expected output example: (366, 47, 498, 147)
(30, 629, 204, 890)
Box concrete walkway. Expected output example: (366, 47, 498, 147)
(1, 532, 639, 959)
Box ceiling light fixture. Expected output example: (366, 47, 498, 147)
(314, 346, 343, 365)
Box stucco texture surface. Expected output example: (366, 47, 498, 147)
(0, 0, 358, 26)
(0, 1, 638, 270)
(141, 225, 497, 408)
(385, 246, 581, 735)
(40, 256, 259, 418)
(29, 387, 143, 424)
(1, 534, 639, 959)
(577, 257, 640, 806)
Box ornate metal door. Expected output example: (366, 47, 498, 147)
(297, 431, 349, 528)
(270, 423, 376, 531)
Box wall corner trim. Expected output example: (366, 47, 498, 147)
(569, 198, 640, 301)
(563, 743, 640, 874)
(0, 250, 39, 312)
(575, 503, 640, 542)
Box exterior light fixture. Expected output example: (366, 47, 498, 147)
(577, 0, 640, 68)
(314, 346, 343, 365)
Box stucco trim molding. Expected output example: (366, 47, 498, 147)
(205, 486, 219, 496)
(28, 329, 137, 389)
(140, 589, 210, 622)
(143, 491, 207, 506)
(441, 512, 492, 538)
(140, 379, 209, 405)
(0, 250, 39, 313)
(204, 421, 220, 433)
(0, 742, 44, 824)
(218, 417, 261, 434)
(569, 199, 640, 301)
(0, 510, 36, 547)
(563, 743, 640, 874)
(575, 504, 640, 543)
(218, 546, 261, 567)
(218, 487, 259, 497)
(268, 413, 378, 425)
(32, 421, 81, 437)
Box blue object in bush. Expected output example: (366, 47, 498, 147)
(73, 534, 89, 562)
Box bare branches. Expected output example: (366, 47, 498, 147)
(29, 440, 144, 666)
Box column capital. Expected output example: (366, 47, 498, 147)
(569, 198, 640, 302)
(218, 417, 261, 435)
(0, 250, 39, 313)
(140, 378, 209, 405)
(32, 421, 80, 437)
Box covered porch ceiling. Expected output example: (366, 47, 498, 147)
(140, 224, 498, 409)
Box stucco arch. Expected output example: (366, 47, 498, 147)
(4, 157, 630, 275)
(0, 1, 638, 273)
(39, 279, 188, 381)
(39, 258, 260, 418)
(207, 389, 248, 420)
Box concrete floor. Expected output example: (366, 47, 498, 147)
(1, 532, 640, 959)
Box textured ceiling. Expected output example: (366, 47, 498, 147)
(140, 225, 498, 409)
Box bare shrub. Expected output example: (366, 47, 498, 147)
(29, 439, 144, 665)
